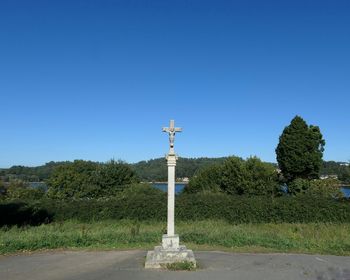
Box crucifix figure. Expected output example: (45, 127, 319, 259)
(162, 120, 182, 152)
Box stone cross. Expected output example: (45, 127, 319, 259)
(162, 120, 182, 154)
(162, 120, 181, 237)
(144, 120, 196, 268)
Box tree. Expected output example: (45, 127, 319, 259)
(287, 178, 311, 195)
(220, 157, 248, 195)
(186, 156, 279, 196)
(47, 160, 139, 199)
(92, 160, 139, 196)
(184, 164, 222, 194)
(220, 157, 279, 196)
(243, 157, 280, 196)
(47, 160, 99, 199)
(276, 116, 325, 182)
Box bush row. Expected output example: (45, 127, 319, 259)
(1, 192, 350, 226)
(176, 193, 350, 223)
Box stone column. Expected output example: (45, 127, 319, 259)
(166, 154, 176, 236)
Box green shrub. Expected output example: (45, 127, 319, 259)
(1, 191, 349, 225)
(307, 178, 343, 199)
(244, 157, 280, 196)
(0, 201, 52, 226)
(187, 156, 279, 196)
(92, 160, 139, 196)
(5, 180, 45, 200)
(288, 178, 311, 195)
(46, 160, 139, 199)
(185, 164, 222, 194)
(176, 193, 350, 223)
(164, 261, 196, 270)
(46, 160, 98, 199)
(220, 157, 248, 195)
(288, 178, 343, 199)
(43, 184, 166, 222)
(121, 183, 165, 197)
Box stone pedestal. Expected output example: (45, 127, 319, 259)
(144, 235, 196, 269)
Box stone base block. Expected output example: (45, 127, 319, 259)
(161, 234, 179, 250)
(145, 235, 196, 269)
(145, 246, 196, 269)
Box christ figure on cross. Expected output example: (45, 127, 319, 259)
(162, 120, 182, 149)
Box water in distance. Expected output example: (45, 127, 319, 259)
(152, 183, 185, 194)
(341, 187, 350, 198)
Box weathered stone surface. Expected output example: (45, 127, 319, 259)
(162, 235, 179, 250)
(145, 245, 196, 269)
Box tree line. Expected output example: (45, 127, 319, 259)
(1, 157, 348, 185)
(185, 116, 345, 198)
(0, 157, 232, 183)
(0, 115, 349, 200)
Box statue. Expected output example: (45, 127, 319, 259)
(162, 120, 182, 150)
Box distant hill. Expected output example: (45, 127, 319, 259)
(131, 157, 228, 182)
(321, 161, 350, 184)
(0, 161, 70, 182)
(0, 157, 229, 183)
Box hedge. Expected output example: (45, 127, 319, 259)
(176, 193, 350, 223)
(1, 193, 350, 226)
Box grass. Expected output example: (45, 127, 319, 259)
(163, 261, 196, 271)
(1, 220, 350, 255)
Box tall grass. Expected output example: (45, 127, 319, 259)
(1, 220, 349, 255)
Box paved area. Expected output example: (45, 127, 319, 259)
(1, 250, 349, 280)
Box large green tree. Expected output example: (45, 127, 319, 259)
(186, 156, 279, 196)
(92, 160, 139, 197)
(276, 116, 325, 182)
(47, 160, 139, 199)
(47, 160, 98, 199)
(220, 157, 279, 196)
(184, 164, 223, 194)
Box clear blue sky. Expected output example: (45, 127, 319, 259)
(0, 0, 349, 168)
